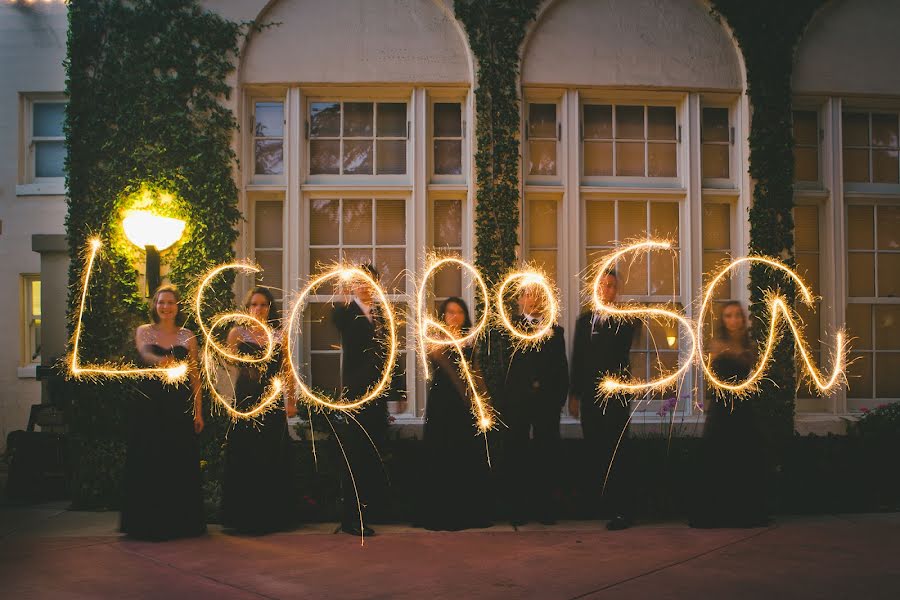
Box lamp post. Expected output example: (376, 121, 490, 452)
(122, 210, 186, 296)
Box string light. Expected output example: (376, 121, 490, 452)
(68, 238, 188, 383)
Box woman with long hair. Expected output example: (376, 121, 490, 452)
(122, 285, 205, 540)
(418, 296, 492, 531)
(222, 286, 297, 533)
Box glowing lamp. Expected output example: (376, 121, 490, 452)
(667, 335, 677, 348)
(122, 210, 186, 296)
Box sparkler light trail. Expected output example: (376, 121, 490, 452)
(495, 268, 560, 348)
(285, 265, 399, 412)
(68, 238, 187, 383)
(194, 262, 283, 420)
(591, 240, 697, 398)
(697, 256, 846, 397)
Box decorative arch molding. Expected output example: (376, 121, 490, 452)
(794, 0, 900, 96)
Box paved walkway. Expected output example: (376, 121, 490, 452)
(1, 504, 898, 599)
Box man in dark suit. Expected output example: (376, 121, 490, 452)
(501, 285, 569, 525)
(331, 263, 397, 537)
(570, 270, 638, 530)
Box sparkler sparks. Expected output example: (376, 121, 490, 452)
(495, 268, 560, 348)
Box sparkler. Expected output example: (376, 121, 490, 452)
(68, 238, 188, 383)
(495, 268, 560, 348)
(697, 256, 846, 397)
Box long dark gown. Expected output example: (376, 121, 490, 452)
(692, 350, 769, 528)
(222, 340, 294, 533)
(121, 344, 205, 540)
(419, 346, 492, 531)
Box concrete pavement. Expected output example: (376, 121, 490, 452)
(1, 504, 898, 599)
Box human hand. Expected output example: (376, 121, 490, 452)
(567, 395, 580, 419)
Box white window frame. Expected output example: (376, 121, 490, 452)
(841, 100, 900, 196)
(17, 94, 67, 196)
(429, 95, 467, 184)
(524, 92, 564, 185)
(792, 104, 826, 190)
(21, 274, 41, 367)
(700, 102, 737, 190)
(249, 96, 287, 186)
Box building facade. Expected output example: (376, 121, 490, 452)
(1, 0, 899, 451)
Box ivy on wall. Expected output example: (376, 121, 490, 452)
(710, 0, 825, 459)
(64, 0, 247, 507)
(454, 0, 540, 393)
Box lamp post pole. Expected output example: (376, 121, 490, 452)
(145, 245, 160, 297)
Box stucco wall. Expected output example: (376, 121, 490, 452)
(794, 0, 900, 96)
(0, 2, 69, 451)
(522, 0, 742, 90)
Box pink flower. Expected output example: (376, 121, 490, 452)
(860, 407, 870, 414)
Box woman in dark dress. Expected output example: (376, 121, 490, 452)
(691, 301, 769, 528)
(418, 297, 492, 531)
(222, 286, 297, 534)
(122, 285, 205, 540)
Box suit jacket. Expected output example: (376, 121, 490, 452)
(503, 317, 569, 408)
(570, 311, 637, 403)
(332, 300, 388, 400)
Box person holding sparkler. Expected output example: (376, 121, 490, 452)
(501, 284, 569, 526)
(418, 297, 493, 531)
(122, 285, 205, 540)
(332, 263, 400, 537)
(690, 301, 769, 528)
(569, 270, 639, 531)
(222, 286, 298, 534)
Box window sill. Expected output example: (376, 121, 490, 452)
(16, 182, 66, 196)
(17, 364, 38, 379)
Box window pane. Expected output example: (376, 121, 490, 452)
(702, 144, 729, 179)
(843, 148, 869, 182)
(530, 250, 557, 284)
(842, 112, 869, 146)
(433, 199, 462, 248)
(33, 102, 65, 137)
(847, 352, 873, 398)
(34, 141, 65, 178)
(255, 102, 283, 137)
(647, 107, 676, 140)
(310, 353, 341, 396)
(343, 102, 373, 137)
(433, 251, 463, 298)
(255, 201, 283, 248)
(794, 205, 819, 251)
(848, 253, 875, 297)
(309, 303, 340, 351)
(31, 280, 41, 317)
(434, 103, 462, 138)
(310, 140, 340, 174)
(434, 140, 462, 175)
(584, 141, 612, 176)
(847, 206, 874, 249)
(310, 199, 339, 245)
(375, 248, 406, 294)
(650, 252, 679, 296)
(846, 304, 872, 350)
(377, 103, 406, 137)
(875, 305, 900, 350)
(871, 113, 898, 147)
(619, 253, 648, 295)
(528, 141, 556, 176)
(376, 199, 406, 245)
(648, 143, 676, 177)
(376, 140, 406, 174)
(703, 252, 732, 300)
(794, 147, 818, 181)
(255, 250, 283, 293)
(875, 354, 900, 397)
(342, 199, 373, 245)
(529, 199, 557, 248)
(872, 149, 899, 183)
(342, 247, 373, 268)
(702, 204, 730, 250)
(793, 110, 818, 146)
(309, 247, 339, 274)
(796, 253, 820, 292)
(254, 139, 283, 175)
(585, 200, 615, 246)
(878, 254, 900, 297)
(343, 140, 373, 174)
(702, 108, 729, 143)
(615, 141, 644, 176)
(310, 102, 340, 137)
(878, 206, 900, 250)
(528, 104, 556, 138)
(584, 104, 612, 139)
(616, 105, 644, 139)
(650, 202, 679, 240)
(618, 201, 647, 241)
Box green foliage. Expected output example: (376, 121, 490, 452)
(64, 0, 248, 508)
(455, 0, 540, 394)
(710, 0, 825, 457)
